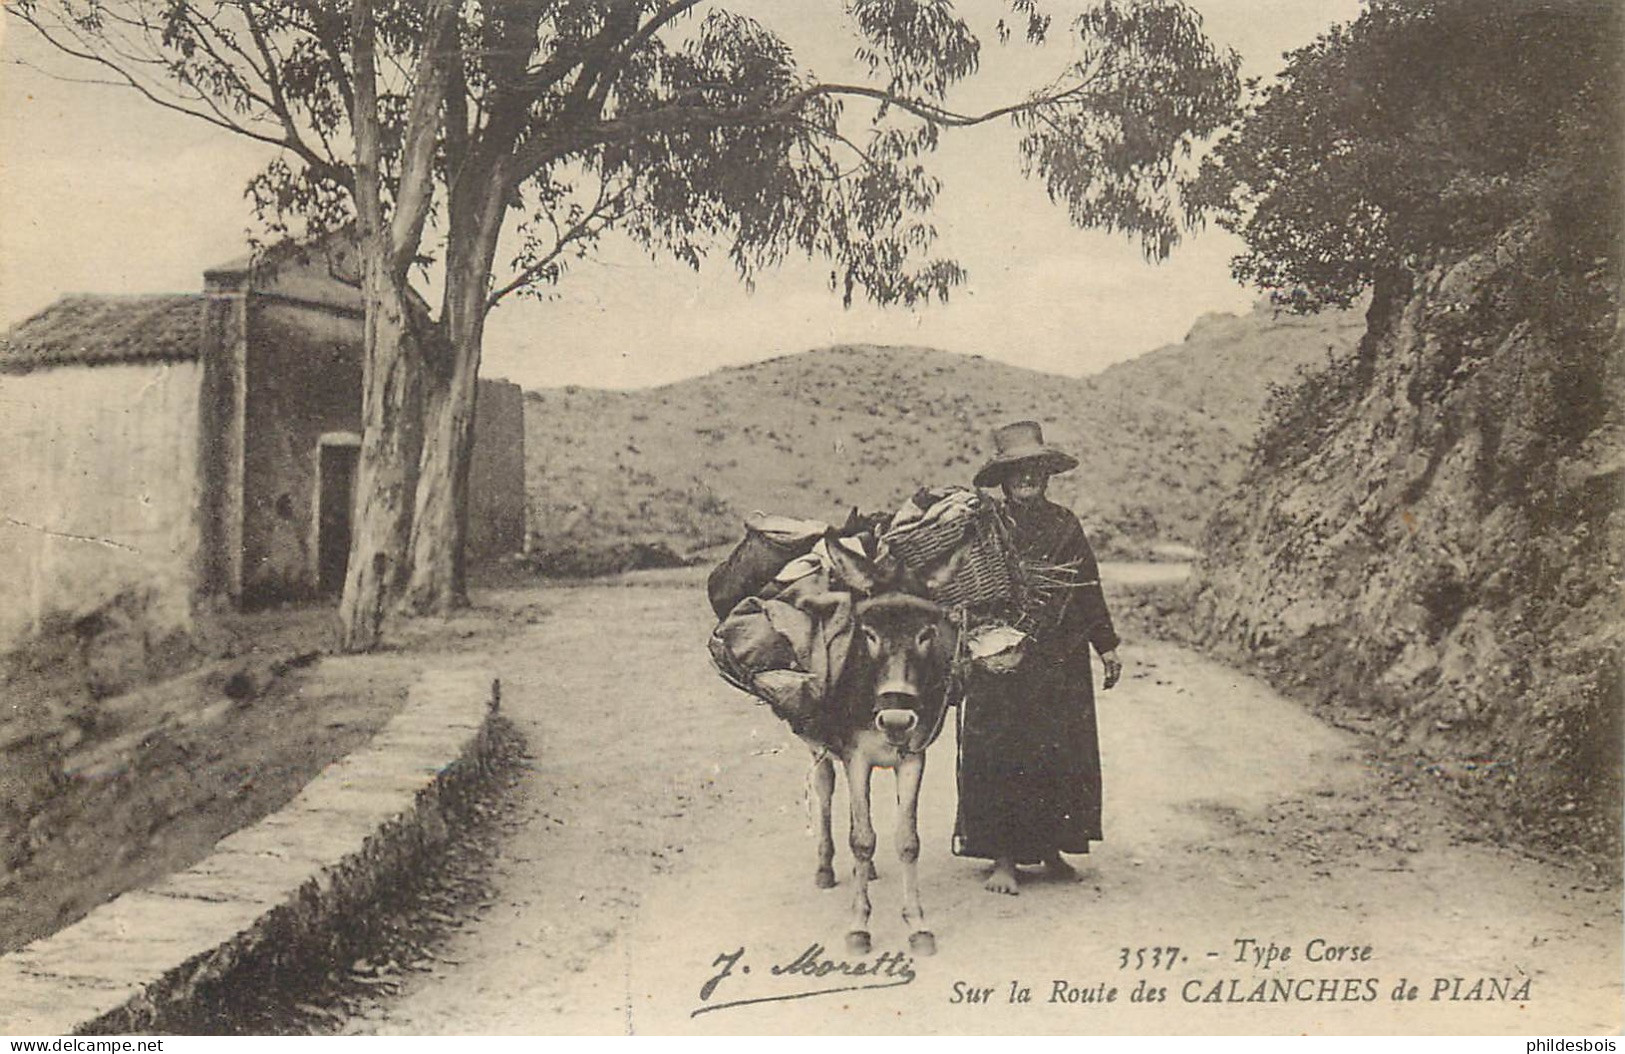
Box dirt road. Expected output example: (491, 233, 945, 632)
(351, 570, 1621, 1035)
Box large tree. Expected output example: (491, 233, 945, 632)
(15, 0, 1240, 650)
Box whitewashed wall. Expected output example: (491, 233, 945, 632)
(0, 362, 203, 649)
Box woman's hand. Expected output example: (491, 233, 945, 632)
(1100, 649, 1123, 690)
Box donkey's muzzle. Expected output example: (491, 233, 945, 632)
(875, 709, 919, 740)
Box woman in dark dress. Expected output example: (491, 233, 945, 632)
(953, 421, 1124, 895)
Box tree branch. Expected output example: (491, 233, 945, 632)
(7, 57, 134, 89)
(489, 0, 598, 97)
(388, 0, 460, 277)
(487, 179, 630, 308)
(15, 10, 299, 154)
(173, 4, 273, 105)
(510, 74, 1104, 187)
(350, 0, 386, 261)
(296, 0, 357, 125)
(560, 0, 638, 117)
(585, 0, 701, 117)
(238, 6, 346, 181)
(444, 40, 472, 187)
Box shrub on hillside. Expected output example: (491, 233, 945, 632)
(1251, 349, 1370, 471)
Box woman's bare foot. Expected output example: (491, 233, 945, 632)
(984, 857, 1020, 895)
(1042, 851, 1078, 881)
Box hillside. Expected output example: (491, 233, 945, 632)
(1192, 211, 1622, 852)
(1093, 303, 1366, 437)
(521, 299, 1363, 560)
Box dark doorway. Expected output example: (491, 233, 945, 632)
(317, 442, 359, 595)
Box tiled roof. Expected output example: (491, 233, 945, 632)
(0, 294, 205, 373)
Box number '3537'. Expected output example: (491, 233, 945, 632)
(1119, 946, 1183, 970)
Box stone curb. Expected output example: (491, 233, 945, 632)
(0, 667, 501, 1035)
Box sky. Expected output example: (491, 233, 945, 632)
(0, 1, 1363, 391)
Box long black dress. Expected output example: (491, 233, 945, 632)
(952, 497, 1119, 863)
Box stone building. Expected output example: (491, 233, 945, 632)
(0, 237, 526, 650)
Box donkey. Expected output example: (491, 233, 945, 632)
(797, 591, 958, 957)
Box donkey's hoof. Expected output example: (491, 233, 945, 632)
(866, 861, 879, 881)
(815, 867, 836, 889)
(845, 930, 872, 955)
(909, 930, 937, 956)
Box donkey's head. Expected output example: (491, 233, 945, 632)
(851, 593, 955, 751)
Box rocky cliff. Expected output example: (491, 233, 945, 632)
(1192, 208, 1622, 851)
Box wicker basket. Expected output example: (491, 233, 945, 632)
(884, 506, 1018, 608)
(882, 511, 972, 567)
(931, 526, 1017, 607)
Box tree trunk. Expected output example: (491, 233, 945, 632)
(400, 170, 508, 614)
(338, 0, 425, 652)
(338, 273, 423, 650)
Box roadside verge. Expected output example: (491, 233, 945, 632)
(0, 667, 500, 1036)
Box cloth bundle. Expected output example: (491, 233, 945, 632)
(888, 485, 980, 534)
(963, 622, 1029, 674)
(708, 528, 865, 732)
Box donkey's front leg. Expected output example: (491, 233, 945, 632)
(810, 751, 837, 889)
(844, 755, 877, 955)
(894, 751, 935, 955)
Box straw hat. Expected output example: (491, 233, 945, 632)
(972, 420, 1078, 488)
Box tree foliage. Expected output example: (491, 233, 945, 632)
(17, 0, 1241, 311)
(1193, 0, 1623, 312)
(1016, 0, 1243, 261)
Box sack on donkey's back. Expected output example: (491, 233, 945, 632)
(705, 512, 828, 619)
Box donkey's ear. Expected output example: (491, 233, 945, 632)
(823, 529, 882, 596)
(872, 549, 916, 595)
